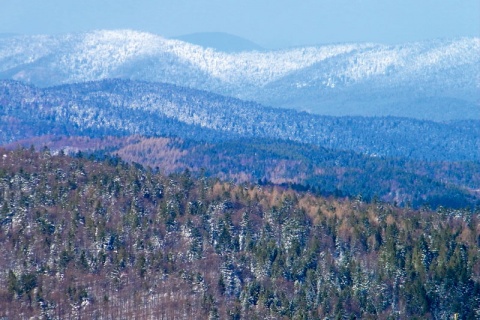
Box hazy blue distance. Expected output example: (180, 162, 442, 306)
(1, 0, 479, 48)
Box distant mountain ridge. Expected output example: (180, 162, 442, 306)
(0, 30, 478, 120)
(173, 32, 264, 53)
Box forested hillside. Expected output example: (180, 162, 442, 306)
(1, 148, 479, 319)
(5, 135, 480, 209)
(1, 79, 479, 161)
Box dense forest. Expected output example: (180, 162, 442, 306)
(1, 148, 479, 319)
(2, 79, 479, 161)
(6, 135, 479, 209)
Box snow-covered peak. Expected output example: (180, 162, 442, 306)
(60, 30, 169, 81)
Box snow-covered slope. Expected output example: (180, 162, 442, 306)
(0, 30, 478, 120)
(0, 30, 365, 86)
(259, 38, 480, 120)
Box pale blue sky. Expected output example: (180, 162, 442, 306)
(1, 0, 479, 48)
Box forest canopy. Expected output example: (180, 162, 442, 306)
(0, 147, 479, 319)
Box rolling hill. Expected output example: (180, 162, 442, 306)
(1, 79, 478, 162)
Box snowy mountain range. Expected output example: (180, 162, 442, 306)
(0, 30, 478, 120)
